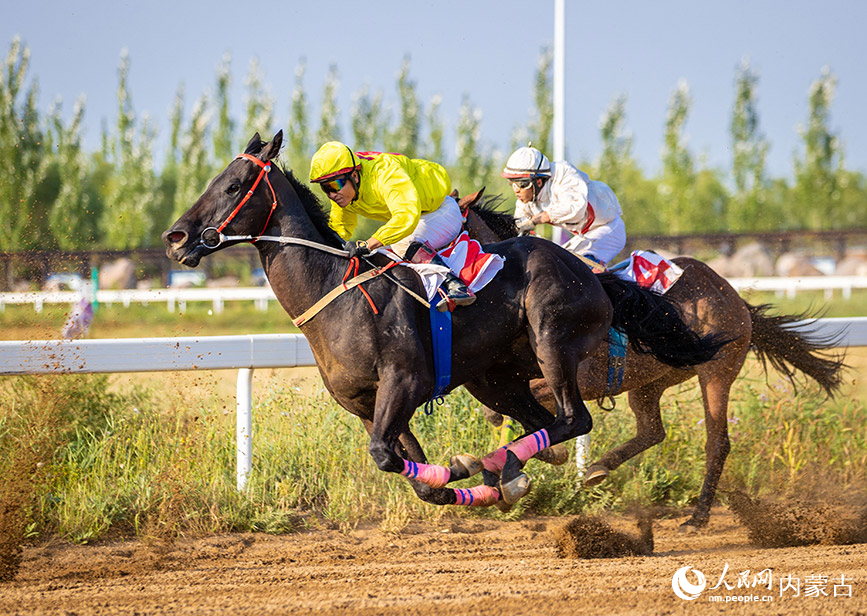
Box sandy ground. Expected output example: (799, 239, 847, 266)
(1, 510, 865, 616)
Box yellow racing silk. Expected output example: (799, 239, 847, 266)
(328, 152, 451, 246)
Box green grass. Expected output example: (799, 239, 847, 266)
(1, 286, 864, 545)
(1, 366, 863, 543)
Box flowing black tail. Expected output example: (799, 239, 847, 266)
(747, 303, 846, 397)
(597, 272, 730, 369)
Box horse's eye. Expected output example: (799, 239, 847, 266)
(226, 182, 241, 195)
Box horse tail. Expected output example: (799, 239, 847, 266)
(596, 272, 730, 369)
(747, 303, 846, 397)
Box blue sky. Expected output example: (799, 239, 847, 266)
(6, 0, 866, 180)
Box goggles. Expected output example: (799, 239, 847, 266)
(509, 178, 534, 189)
(319, 176, 350, 195)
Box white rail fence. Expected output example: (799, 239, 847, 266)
(1, 318, 865, 490)
(2, 274, 866, 314)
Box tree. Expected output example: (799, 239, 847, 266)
(528, 47, 554, 156)
(46, 95, 96, 249)
(213, 53, 235, 165)
(658, 80, 697, 233)
(351, 84, 385, 151)
(792, 66, 844, 229)
(596, 94, 633, 192)
(172, 93, 213, 224)
(452, 94, 494, 195)
(285, 58, 310, 175)
(728, 58, 770, 231)
(386, 56, 420, 157)
(153, 84, 184, 235)
(425, 94, 444, 163)
(0, 37, 49, 251)
(241, 57, 274, 147)
(99, 50, 157, 249)
(316, 64, 340, 145)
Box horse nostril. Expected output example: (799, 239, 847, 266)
(166, 230, 187, 245)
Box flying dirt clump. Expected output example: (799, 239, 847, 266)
(553, 515, 654, 559)
(728, 491, 867, 548)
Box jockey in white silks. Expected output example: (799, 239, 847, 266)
(502, 145, 626, 271)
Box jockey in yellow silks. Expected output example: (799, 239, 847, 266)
(309, 141, 476, 311)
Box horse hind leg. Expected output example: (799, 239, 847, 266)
(680, 371, 735, 530)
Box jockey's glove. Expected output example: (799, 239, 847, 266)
(515, 217, 535, 234)
(344, 239, 371, 259)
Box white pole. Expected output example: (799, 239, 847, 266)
(554, 0, 590, 472)
(236, 368, 253, 490)
(552, 0, 567, 247)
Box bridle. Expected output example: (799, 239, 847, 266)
(199, 152, 280, 250)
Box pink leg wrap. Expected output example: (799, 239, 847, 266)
(453, 485, 499, 506)
(400, 459, 451, 489)
(481, 446, 508, 472)
(481, 429, 551, 472)
(507, 429, 550, 463)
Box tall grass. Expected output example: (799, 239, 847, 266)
(1, 365, 863, 544)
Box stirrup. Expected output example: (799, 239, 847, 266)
(435, 285, 475, 312)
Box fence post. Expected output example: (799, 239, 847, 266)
(236, 368, 253, 491)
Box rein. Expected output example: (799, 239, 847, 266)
(202, 152, 430, 325)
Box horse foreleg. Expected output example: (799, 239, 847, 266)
(584, 381, 669, 486)
(366, 385, 496, 507)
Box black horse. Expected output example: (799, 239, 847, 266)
(163, 131, 724, 508)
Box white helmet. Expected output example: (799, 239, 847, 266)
(502, 145, 551, 179)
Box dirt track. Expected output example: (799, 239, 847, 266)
(2, 509, 865, 615)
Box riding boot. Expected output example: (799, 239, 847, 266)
(404, 241, 476, 312)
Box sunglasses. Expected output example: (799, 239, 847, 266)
(319, 176, 349, 195)
(509, 178, 533, 189)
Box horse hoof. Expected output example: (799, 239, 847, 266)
(582, 465, 609, 486)
(449, 454, 483, 478)
(532, 444, 569, 466)
(494, 499, 514, 513)
(678, 517, 708, 534)
(500, 473, 531, 505)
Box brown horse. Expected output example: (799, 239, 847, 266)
(463, 197, 846, 527)
(163, 131, 724, 508)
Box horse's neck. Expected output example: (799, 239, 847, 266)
(255, 195, 345, 320)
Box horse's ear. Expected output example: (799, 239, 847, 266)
(244, 132, 263, 154)
(458, 186, 486, 213)
(259, 130, 283, 162)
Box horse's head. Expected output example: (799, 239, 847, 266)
(162, 131, 283, 267)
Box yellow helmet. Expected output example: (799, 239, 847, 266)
(309, 141, 360, 182)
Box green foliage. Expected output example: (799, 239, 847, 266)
(386, 55, 420, 157)
(99, 50, 157, 249)
(212, 53, 235, 165)
(0, 37, 49, 251)
(2, 38, 867, 253)
(240, 57, 275, 148)
(4, 364, 862, 541)
(284, 59, 310, 178)
(792, 67, 845, 230)
(729, 58, 771, 231)
(351, 84, 386, 151)
(528, 46, 553, 156)
(315, 64, 340, 145)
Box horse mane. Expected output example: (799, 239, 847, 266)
(279, 164, 345, 248)
(470, 194, 519, 240)
(242, 136, 344, 248)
